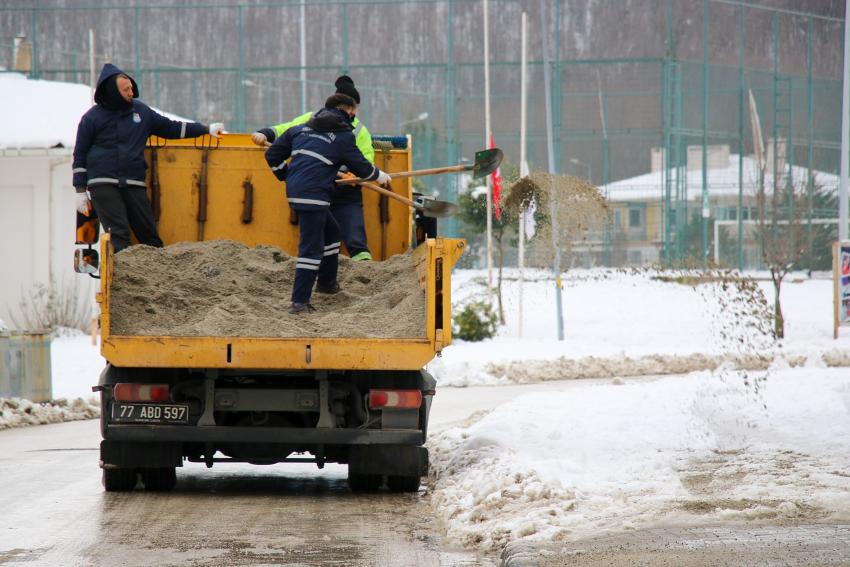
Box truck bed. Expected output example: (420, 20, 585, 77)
(98, 236, 464, 370)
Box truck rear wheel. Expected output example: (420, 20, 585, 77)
(103, 467, 137, 492)
(141, 467, 177, 491)
(387, 475, 421, 493)
(348, 472, 382, 492)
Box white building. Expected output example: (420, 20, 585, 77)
(601, 145, 839, 268)
(0, 73, 97, 329)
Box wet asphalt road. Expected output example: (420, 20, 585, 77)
(0, 381, 581, 566)
(3, 379, 850, 566)
(0, 413, 495, 567)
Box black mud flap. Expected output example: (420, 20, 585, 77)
(101, 440, 182, 468)
(348, 445, 428, 477)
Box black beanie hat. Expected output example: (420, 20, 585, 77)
(335, 75, 360, 105)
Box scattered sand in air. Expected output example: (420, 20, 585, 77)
(109, 240, 426, 338)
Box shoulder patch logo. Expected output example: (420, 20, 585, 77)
(132, 112, 141, 123)
(328, 133, 336, 141)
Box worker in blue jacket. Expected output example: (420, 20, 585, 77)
(72, 63, 223, 252)
(253, 75, 375, 261)
(265, 93, 391, 314)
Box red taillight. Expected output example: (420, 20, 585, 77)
(368, 389, 422, 410)
(113, 383, 170, 402)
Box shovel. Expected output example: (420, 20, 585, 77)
(338, 174, 458, 218)
(263, 141, 459, 217)
(336, 148, 504, 186)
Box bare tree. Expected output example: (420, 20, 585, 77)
(748, 89, 813, 339)
(752, 173, 812, 339)
(9, 277, 94, 334)
(457, 185, 517, 324)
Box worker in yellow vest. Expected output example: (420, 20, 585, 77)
(252, 76, 374, 261)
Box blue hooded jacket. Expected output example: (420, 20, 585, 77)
(72, 63, 209, 189)
(264, 106, 381, 211)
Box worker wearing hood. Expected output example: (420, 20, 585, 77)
(72, 63, 224, 252)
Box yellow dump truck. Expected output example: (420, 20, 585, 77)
(81, 134, 464, 492)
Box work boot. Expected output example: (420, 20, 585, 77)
(288, 302, 316, 314)
(315, 281, 341, 294)
(351, 251, 372, 261)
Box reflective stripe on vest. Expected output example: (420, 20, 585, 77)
(292, 149, 333, 165)
(288, 197, 330, 207)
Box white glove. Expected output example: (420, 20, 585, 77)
(376, 170, 392, 185)
(208, 122, 225, 137)
(251, 132, 269, 146)
(75, 191, 91, 215)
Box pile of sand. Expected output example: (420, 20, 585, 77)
(109, 240, 426, 338)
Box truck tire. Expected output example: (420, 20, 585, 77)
(348, 472, 382, 492)
(387, 475, 421, 493)
(103, 467, 137, 492)
(141, 467, 177, 491)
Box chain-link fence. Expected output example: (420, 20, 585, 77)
(0, 0, 843, 268)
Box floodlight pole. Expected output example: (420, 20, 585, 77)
(541, 0, 564, 341)
(89, 29, 96, 105)
(518, 11, 528, 339)
(300, 0, 307, 114)
(841, 0, 850, 241)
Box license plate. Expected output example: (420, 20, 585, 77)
(111, 403, 190, 424)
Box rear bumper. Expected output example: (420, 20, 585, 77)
(104, 424, 423, 445)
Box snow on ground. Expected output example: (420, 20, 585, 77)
(428, 365, 850, 551)
(50, 332, 104, 401)
(429, 269, 850, 387)
(0, 396, 99, 431)
(9, 267, 846, 427)
(0, 332, 104, 431)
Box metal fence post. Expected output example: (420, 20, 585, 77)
(737, 3, 745, 270)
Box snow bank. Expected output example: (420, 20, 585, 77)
(0, 332, 105, 430)
(430, 269, 849, 386)
(0, 396, 99, 430)
(428, 366, 850, 551)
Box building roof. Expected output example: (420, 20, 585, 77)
(603, 154, 839, 203)
(0, 72, 188, 150)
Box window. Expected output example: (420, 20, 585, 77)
(629, 208, 642, 228)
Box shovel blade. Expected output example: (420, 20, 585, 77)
(419, 199, 459, 218)
(472, 148, 504, 178)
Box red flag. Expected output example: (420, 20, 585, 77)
(489, 134, 502, 220)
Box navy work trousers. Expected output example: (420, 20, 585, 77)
(89, 184, 163, 253)
(292, 209, 341, 304)
(330, 200, 369, 257)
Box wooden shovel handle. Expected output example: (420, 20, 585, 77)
(336, 164, 471, 185)
(336, 173, 420, 210)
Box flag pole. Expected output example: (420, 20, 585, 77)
(840, 0, 849, 241)
(518, 11, 528, 338)
(484, 0, 494, 297)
